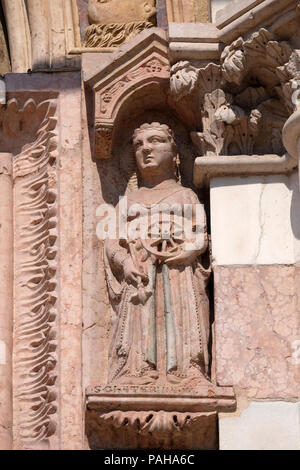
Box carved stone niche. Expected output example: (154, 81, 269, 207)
(83, 28, 236, 450)
(84, 29, 171, 159)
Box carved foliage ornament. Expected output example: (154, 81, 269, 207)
(170, 28, 295, 157)
(84, 21, 154, 48)
(277, 51, 300, 114)
(91, 410, 217, 449)
(100, 410, 206, 434)
(86, 408, 217, 449)
(221, 29, 293, 87)
(0, 98, 58, 450)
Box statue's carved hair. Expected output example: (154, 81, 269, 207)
(133, 122, 176, 147)
(127, 122, 179, 192)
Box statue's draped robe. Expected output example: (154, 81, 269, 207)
(105, 181, 210, 385)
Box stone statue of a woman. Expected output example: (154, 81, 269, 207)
(104, 122, 211, 387)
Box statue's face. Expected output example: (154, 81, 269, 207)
(133, 128, 175, 178)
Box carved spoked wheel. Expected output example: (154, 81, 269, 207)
(141, 237, 184, 261)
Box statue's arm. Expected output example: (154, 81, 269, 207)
(105, 239, 148, 286)
(105, 239, 129, 274)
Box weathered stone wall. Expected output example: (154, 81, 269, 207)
(166, 0, 210, 23)
(0, 0, 299, 451)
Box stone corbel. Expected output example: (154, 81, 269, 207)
(86, 384, 236, 449)
(84, 29, 170, 159)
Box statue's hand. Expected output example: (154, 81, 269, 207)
(123, 257, 148, 287)
(165, 249, 199, 267)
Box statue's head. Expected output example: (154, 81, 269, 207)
(132, 123, 178, 181)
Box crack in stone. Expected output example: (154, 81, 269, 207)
(254, 181, 267, 263)
(83, 322, 97, 332)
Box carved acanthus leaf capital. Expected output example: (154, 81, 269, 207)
(277, 51, 300, 113)
(170, 61, 223, 101)
(221, 28, 293, 88)
(170, 61, 198, 101)
(221, 37, 246, 86)
(170, 26, 299, 159)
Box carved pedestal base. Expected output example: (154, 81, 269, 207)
(85, 384, 236, 450)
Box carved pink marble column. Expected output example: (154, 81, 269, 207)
(0, 153, 13, 450)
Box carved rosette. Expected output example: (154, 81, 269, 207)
(2, 98, 59, 450)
